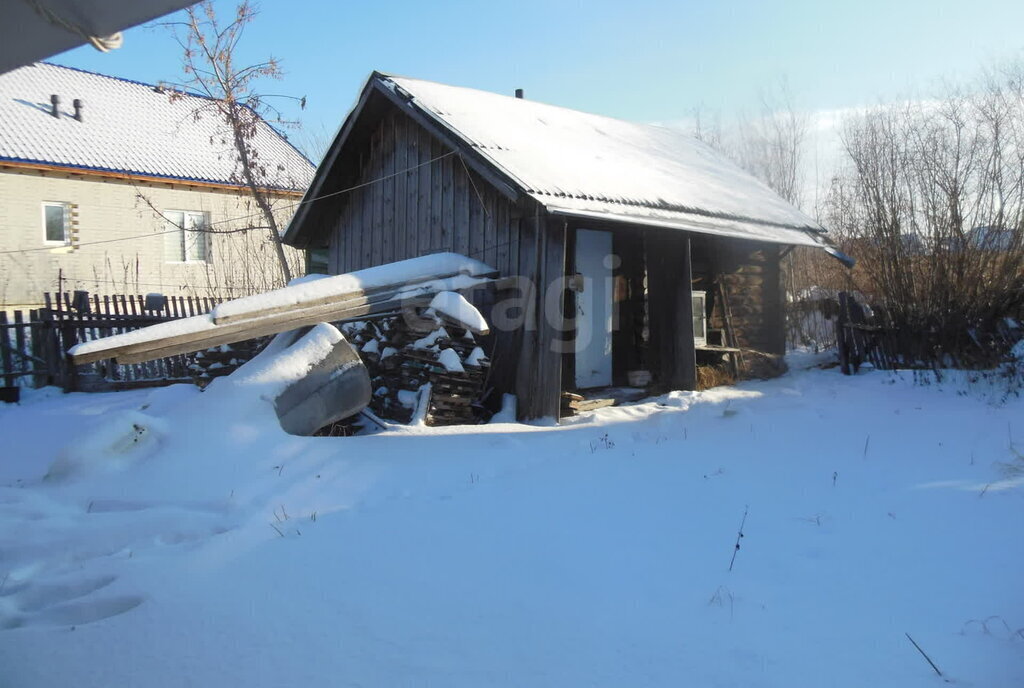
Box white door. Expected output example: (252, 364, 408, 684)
(574, 229, 613, 388)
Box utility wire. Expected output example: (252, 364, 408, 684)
(0, 150, 459, 256)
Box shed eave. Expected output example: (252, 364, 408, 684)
(543, 205, 832, 249)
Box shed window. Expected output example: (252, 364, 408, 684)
(163, 211, 209, 262)
(43, 202, 69, 243)
(692, 291, 707, 346)
(307, 247, 329, 274)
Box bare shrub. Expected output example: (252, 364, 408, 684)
(819, 63, 1024, 366)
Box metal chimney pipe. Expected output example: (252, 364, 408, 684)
(514, 88, 524, 99)
(73, 98, 83, 122)
(50, 94, 60, 118)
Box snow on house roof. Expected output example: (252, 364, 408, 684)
(0, 62, 314, 191)
(380, 74, 828, 247)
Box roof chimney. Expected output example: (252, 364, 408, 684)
(514, 88, 524, 99)
(73, 98, 83, 122)
(50, 94, 60, 118)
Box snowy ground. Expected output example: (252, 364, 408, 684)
(1, 356, 1022, 687)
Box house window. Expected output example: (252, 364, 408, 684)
(43, 202, 70, 244)
(163, 210, 209, 262)
(692, 291, 707, 347)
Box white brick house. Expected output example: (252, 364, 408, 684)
(0, 62, 316, 309)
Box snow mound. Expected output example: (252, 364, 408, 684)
(47, 410, 166, 480)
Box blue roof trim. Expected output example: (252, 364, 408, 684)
(40, 61, 215, 103)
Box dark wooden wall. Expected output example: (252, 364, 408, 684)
(324, 108, 523, 278)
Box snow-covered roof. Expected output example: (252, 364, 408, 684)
(381, 75, 827, 246)
(0, 62, 315, 191)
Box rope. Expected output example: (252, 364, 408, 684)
(22, 0, 123, 54)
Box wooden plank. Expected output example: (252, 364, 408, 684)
(394, 113, 408, 262)
(509, 207, 521, 278)
(467, 167, 482, 261)
(405, 114, 419, 260)
(495, 200, 509, 275)
(13, 310, 27, 381)
(430, 138, 444, 254)
(370, 125, 383, 267)
(441, 151, 454, 252)
(418, 127, 433, 256)
(361, 155, 373, 269)
(454, 157, 471, 257)
(0, 311, 12, 387)
(382, 113, 396, 264)
(484, 187, 498, 268)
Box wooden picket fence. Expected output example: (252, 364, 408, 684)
(1, 292, 227, 395)
(836, 291, 1023, 375)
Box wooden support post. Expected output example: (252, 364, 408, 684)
(516, 211, 566, 421)
(762, 243, 786, 356)
(646, 231, 696, 392)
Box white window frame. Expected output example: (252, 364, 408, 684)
(163, 210, 210, 263)
(42, 201, 70, 245)
(692, 290, 707, 347)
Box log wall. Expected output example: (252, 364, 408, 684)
(704, 239, 784, 355)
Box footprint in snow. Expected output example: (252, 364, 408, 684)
(0, 574, 143, 630)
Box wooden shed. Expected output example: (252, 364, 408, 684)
(283, 72, 848, 421)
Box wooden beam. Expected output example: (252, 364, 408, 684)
(516, 211, 567, 421)
(646, 231, 696, 391)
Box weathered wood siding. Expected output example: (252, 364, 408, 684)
(325, 109, 522, 278)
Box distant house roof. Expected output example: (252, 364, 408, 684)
(0, 62, 315, 192)
(286, 72, 832, 249)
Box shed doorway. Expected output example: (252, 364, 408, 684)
(573, 229, 614, 388)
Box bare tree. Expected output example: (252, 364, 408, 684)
(166, 0, 303, 284)
(734, 80, 809, 208)
(821, 61, 1024, 363)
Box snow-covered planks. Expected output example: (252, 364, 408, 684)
(68, 254, 499, 366)
(211, 253, 497, 325)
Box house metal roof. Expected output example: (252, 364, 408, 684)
(0, 62, 315, 191)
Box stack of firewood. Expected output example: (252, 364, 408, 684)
(188, 338, 268, 385)
(342, 310, 491, 426)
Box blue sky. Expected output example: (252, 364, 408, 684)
(52, 0, 1024, 157)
